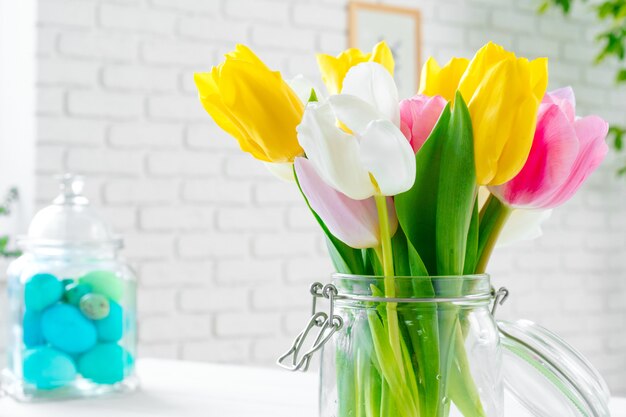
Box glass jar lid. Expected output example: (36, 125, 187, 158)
(18, 174, 122, 250)
(499, 319, 611, 417)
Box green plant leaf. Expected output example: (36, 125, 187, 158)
(436, 92, 477, 275)
(598, 1, 615, 18)
(448, 323, 487, 417)
(613, 126, 624, 150)
(365, 248, 383, 276)
(464, 200, 480, 275)
(324, 237, 365, 275)
(391, 227, 410, 277)
(476, 194, 510, 270)
(538, 1, 551, 14)
(407, 238, 429, 278)
(395, 104, 452, 274)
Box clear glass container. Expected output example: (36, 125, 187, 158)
(2, 174, 138, 401)
(319, 274, 502, 417)
(281, 273, 611, 417)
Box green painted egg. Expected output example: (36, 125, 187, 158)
(79, 293, 110, 320)
(23, 346, 77, 389)
(61, 278, 74, 289)
(24, 273, 63, 311)
(78, 343, 133, 385)
(79, 270, 124, 302)
(64, 283, 92, 306)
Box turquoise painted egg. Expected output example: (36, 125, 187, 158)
(64, 283, 92, 306)
(61, 278, 74, 288)
(23, 346, 77, 389)
(79, 293, 110, 320)
(41, 304, 97, 354)
(79, 270, 124, 302)
(23, 310, 45, 348)
(78, 343, 133, 385)
(24, 273, 63, 311)
(95, 300, 123, 342)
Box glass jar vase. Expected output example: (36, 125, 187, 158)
(319, 274, 501, 417)
(2, 175, 138, 401)
(279, 273, 612, 417)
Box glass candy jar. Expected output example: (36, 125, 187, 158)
(3, 175, 137, 401)
(280, 274, 612, 417)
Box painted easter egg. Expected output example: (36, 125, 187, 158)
(78, 343, 133, 385)
(79, 293, 110, 320)
(79, 270, 124, 302)
(23, 346, 77, 389)
(41, 304, 97, 354)
(64, 283, 92, 306)
(95, 300, 123, 342)
(23, 310, 45, 348)
(24, 273, 63, 311)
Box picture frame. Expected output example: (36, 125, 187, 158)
(348, 2, 422, 99)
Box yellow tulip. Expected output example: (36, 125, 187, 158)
(418, 42, 549, 186)
(317, 41, 394, 95)
(418, 57, 469, 102)
(194, 44, 304, 163)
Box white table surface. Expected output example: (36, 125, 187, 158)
(0, 358, 624, 416)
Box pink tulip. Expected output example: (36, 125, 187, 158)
(490, 87, 609, 209)
(294, 157, 398, 249)
(399, 94, 447, 152)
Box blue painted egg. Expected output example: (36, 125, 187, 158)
(64, 283, 92, 306)
(23, 310, 45, 348)
(24, 273, 63, 311)
(23, 346, 77, 389)
(79, 270, 124, 302)
(95, 300, 124, 342)
(41, 304, 97, 354)
(78, 343, 133, 385)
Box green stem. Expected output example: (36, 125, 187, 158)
(475, 194, 512, 273)
(356, 348, 364, 417)
(374, 195, 395, 282)
(374, 195, 403, 377)
(448, 322, 486, 417)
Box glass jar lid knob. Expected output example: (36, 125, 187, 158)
(53, 173, 88, 206)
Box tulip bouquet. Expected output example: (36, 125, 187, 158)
(195, 42, 608, 417)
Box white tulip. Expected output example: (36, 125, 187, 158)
(478, 187, 553, 247)
(296, 62, 415, 200)
(497, 208, 553, 247)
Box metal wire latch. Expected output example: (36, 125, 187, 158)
(491, 287, 509, 316)
(278, 282, 510, 372)
(276, 283, 343, 372)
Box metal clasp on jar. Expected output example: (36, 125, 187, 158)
(277, 283, 343, 372)
(278, 282, 509, 373)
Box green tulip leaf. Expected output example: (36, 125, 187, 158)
(464, 200, 480, 275)
(391, 227, 411, 277)
(395, 104, 451, 274)
(436, 92, 477, 276)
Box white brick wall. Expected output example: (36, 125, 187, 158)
(6, 0, 624, 395)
